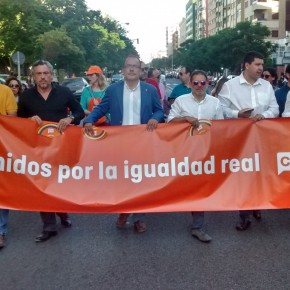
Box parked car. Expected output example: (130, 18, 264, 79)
(0, 77, 5, 84)
(111, 74, 124, 84)
(0, 74, 9, 80)
(61, 77, 89, 102)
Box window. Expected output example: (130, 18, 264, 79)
(272, 30, 278, 38)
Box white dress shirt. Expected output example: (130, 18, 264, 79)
(167, 93, 224, 122)
(218, 73, 279, 118)
(122, 81, 141, 125)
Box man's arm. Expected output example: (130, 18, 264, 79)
(218, 83, 239, 119)
(260, 86, 279, 118)
(167, 98, 199, 126)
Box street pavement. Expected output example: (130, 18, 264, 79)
(2, 79, 290, 290)
(1, 210, 290, 290)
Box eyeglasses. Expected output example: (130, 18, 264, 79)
(192, 80, 207, 86)
(124, 64, 141, 70)
(262, 74, 271, 79)
(9, 84, 19, 88)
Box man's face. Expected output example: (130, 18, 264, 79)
(244, 58, 264, 81)
(152, 69, 160, 82)
(191, 73, 208, 98)
(140, 62, 148, 81)
(122, 57, 141, 82)
(87, 73, 99, 85)
(179, 67, 190, 84)
(33, 65, 53, 89)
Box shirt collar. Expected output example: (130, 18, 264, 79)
(240, 72, 262, 86)
(125, 81, 140, 92)
(192, 93, 207, 104)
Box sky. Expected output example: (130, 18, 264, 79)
(86, 0, 188, 63)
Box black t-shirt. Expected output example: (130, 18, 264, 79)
(18, 85, 84, 124)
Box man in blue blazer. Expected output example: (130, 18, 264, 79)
(83, 54, 164, 233)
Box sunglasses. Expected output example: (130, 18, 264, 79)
(262, 74, 271, 79)
(9, 84, 19, 88)
(192, 80, 207, 86)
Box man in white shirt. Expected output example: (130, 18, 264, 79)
(168, 70, 224, 243)
(218, 51, 279, 231)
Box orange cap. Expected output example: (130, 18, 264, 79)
(86, 65, 103, 75)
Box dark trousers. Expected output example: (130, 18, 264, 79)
(239, 210, 260, 220)
(40, 212, 69, 232)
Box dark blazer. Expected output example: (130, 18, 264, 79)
(84, 81, 164, 125)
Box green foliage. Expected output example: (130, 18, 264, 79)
(151, 21, 276, 75)
(0, 0, 137, 74)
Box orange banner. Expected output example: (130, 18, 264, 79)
(1, 115, 290, 213)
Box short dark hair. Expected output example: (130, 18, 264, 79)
(182, 66, 192, 75)
(242, 51, 264, 70)
(147, 67, 156, 78)
(190, 70, 208, 82)
(285, 64, 290, 75)
(263, 67, 278, 85)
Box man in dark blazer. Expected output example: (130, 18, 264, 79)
(84, 54, 164, 233)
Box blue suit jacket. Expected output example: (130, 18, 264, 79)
(84, 81, 164, 125)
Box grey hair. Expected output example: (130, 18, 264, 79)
(32, 60, 54, 74)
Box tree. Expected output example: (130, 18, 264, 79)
(37, 26, 84, 74)
(150, 21, 276, 75)
(0, 0, 138, 75)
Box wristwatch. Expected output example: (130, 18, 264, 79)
(67, 114, 75, 121)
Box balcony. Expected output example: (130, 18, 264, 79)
(252, 0, 278, 11)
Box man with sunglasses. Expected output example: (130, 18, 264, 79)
(168, 66, 192, 105)
(218, 51, 279, 231)
(167, 70, 224, 243)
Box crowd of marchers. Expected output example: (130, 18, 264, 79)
(1, 51, 290, 249)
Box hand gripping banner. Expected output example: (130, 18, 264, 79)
(1, 115, 290, 213)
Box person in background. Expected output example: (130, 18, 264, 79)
(146, 68, 162, 98)
(168, 66, 192, 106)
(18, 60, 85, 243)
(80, 65, 107, 115)
(5, 76, 23, 103)
(157, 72, 169, 116)
(218, 51, 279, 231)
(167, 70, 224, 243)
(275, 65, 290, 117)
(140, 61, 148, 81)
(83, 54, 164, 233)
(80, 65, 108, 125)
(210, 76, 229, 97)
(0, 84, 18, 248)
(262, 67, 278, 91)
(277, 72, 286, 88)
